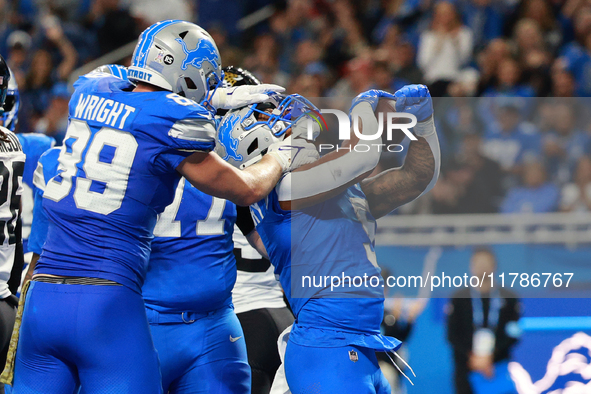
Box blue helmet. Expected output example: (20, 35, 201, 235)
(216, 94, 322, 169)
(128, 20, 222, 107)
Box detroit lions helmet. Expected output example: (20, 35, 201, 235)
(216, 94, 322, 169)
(128, 20, 222, 106)
(3, 67, 18, 131)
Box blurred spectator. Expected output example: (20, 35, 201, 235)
(329, 57, 374, 97)
(373, 60, 409, 92)
(417, 1, 473, 96)
(289, 73, 323, 98)
(476, 38, 511, 95)
(551, 61, 576, 97)
(208, 24, 244, 70)
(21, 49, 56, 126)
(34, 82, 70, 145)
(294, 39, 324, 75)
(508, 0, 563, 53)
(6, 30, 31, 87)
(542, 102, 590, 183)
(483, 57, 535, 97)
(40, 16, 78, 82)
(243, 33, 290, 87)
(481, 102, 541, 172)
(447, 248, 521, 394)
(129, 0, 193, 28)
(558, 6, 591, 96)
(514, 18, 552, 95)
(85, 0, 138, 56)
(460, 0, 505, 51)
(455, 133, 505, 213)
(500, 160, 560, 213)
(560, 156, 591, 212)
(393, 40, 425, 85)
(461, 0, 505, 49)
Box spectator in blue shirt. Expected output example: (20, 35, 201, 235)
(483, 58, 536, 98)
(460, 0, 505, 51)
(481, 102, 541, 171)
(501, 160, 560, 213)
(543, 102, 591, 184)
(557, 7, 591, 96)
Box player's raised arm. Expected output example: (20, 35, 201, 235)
(361, 84, 441, 219)
(276, 90, 395, 210)
(178, 136, 318, 206)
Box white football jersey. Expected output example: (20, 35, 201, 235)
(232, 226, 287, 314)
(0, 127, 25, 298)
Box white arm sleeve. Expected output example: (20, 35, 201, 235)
(276, 102, 381, 201)
(412, 116, 440, 199)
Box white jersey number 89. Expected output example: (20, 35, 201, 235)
(44, 120, 138, 215)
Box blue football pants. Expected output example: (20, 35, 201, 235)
(149, 305, 250, 394)
(11, 281, 162, 394)
(284, 340, 392, 394)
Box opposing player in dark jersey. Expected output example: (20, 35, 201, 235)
(2, 21, 317, 394)
(219, 85, 440, 393)
(0, 56, 25, 394)
(0, 67, 55, 297)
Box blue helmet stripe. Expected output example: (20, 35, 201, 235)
(135, 20, 182, 68)
(133, 20, 167, 66)
(108, 65, 120, 79)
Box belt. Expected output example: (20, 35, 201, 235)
(33, 275, 122, 286)
(145, 307, 220, 325)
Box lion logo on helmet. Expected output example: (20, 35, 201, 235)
(217, 113, 243, 162)
(175, 38, 220, 71)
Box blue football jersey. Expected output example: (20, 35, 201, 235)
(143, 177, 237, 313)
(16, 133, 55, 249)
(35, 73, 216, 292)
(252, 185, 398, 350)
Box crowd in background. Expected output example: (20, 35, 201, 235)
(2, 0, 591, 215)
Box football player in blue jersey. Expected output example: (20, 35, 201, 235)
(2, 20, 318, 394)
(142, 65, 295, 394)
(143, 179, 251, 394)
(220, 66, 295, 394)
(219, 85, 441, 393)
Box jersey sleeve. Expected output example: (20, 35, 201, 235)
(17, 133, 56, 192)
(151, 95, 217, 174)
(28, 148, 60, 255)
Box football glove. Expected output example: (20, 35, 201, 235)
(211, 84, 286, 110)
(393, 84, 433, 123)
(267, 136, 320, 173)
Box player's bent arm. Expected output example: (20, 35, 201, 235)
(177, 151, 283, 207)
(277, 101, 381, 210)
(245, 230, 269, 260)
(361, 117, 440, 219)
